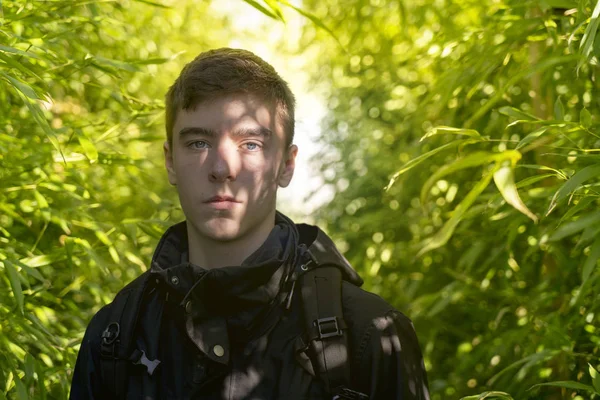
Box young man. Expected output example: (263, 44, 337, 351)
(70, 48, 430, 400)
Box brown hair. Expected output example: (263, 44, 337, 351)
(165, 48, 296, 147)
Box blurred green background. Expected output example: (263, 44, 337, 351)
(1, 0, 600, 399)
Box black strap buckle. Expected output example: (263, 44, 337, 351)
(316, 316, 343, 339)
(332, 387, 370, 400)
(102, 322, 120, 345)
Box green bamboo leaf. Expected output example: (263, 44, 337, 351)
(519, 164, 568, 179)
(35, 356, 47, 400)
(516, 127, 550, 149)
(127, 51, 185, 65)
(554, 96, 565, 120)
(576, 225, 600, 249)
(547, 164, 600, 215)
(0, 44, 42, 60)
(132, 0, 171, 7)
(499, 106, 540, 121)
(493, 164, 538, 222)
(590, 364, 600, 393)
(582, 237, 600, 282)
(541, 0, 577, 7)
(560, 196, 597, 224)
(1, 72, 39, 100)
(418, 168, 496, 256)
(264, 0, 286, 21)
(4, 260, 24, 314)
(549, 210, 600, 241)
(12, 373, 28, 400)
(466, 55, 580, 127)
(77, 131, 98, 163)
(460, 392, 514, 400)
(515, 173, 558, 188)
(91, 55, 140, 73)
(6, 84, 63, 157)
(581, 108, 593, 128)
(488, 350, 560, 386)
(0, 52, 42, 81)
(421, 126, 481, 141)
(421, 150, 521, 204)
(24, 354, 35, 383)
(279, 0, 347, 51)
(579, 0, 600, 68)
(242, 0, 281, 20)
(11, 259, 44, 282)
(385, 139, 478, 190)
(20, 253, 65, 268)
(529, 381, 598, 394)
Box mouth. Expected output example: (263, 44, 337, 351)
(204, 196, 240, 204)
(204, 196, 241, 210)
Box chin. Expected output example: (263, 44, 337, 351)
(197, 219, 243, 242)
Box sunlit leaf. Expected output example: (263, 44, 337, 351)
(420, 150, 520, 204)
(529, 380, 598, 394)
(20, 253, 65, 268)
(132, 0, 171, 8)
(77, 131, 99, 163)
(499, 106, 540, 121)
(386, 139, 479, 190)
(421, 126, 481, 141)
(242, 0, 282, 20)
(460, 392, 514, 400)
(493, 164, 538, 222)
(0, 44, 42, 60)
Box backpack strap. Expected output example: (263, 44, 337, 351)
(99, 271, 156, 399)
(298, 249, 369, 400)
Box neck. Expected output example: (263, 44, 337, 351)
(187, 211, 277, 269)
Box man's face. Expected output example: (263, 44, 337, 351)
(164, 93, 297, 242)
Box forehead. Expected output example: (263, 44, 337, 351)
(173, 93, 284, 141)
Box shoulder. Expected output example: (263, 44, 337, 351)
(342, 281, 415, 336)
(341, 282, 419, 368)
(82, 271, 152, 344)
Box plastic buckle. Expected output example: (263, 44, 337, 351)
(316, 317, 342, 339)
(332, 387, 370, 400)
(102, 322, 120, 345)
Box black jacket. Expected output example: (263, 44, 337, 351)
(70, 213, 430, 399)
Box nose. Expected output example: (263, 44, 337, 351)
(208, 142, 239, 183)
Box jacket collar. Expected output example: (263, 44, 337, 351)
(148, 211, 363, 365)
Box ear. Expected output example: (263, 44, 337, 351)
(277, 144, 298, 188)
(163, 140, 177, 186)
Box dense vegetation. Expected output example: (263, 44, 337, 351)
(1, 0, 599, 399)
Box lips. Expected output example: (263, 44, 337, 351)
(204, 196, 240, 203)
(204, 196, 240, 210)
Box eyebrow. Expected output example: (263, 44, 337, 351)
(177, 126, 272, 140)
(178, 127, 217, 138)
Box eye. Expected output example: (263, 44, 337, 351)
(243, 142, 262, 151)
(189, 140, 210, 149)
